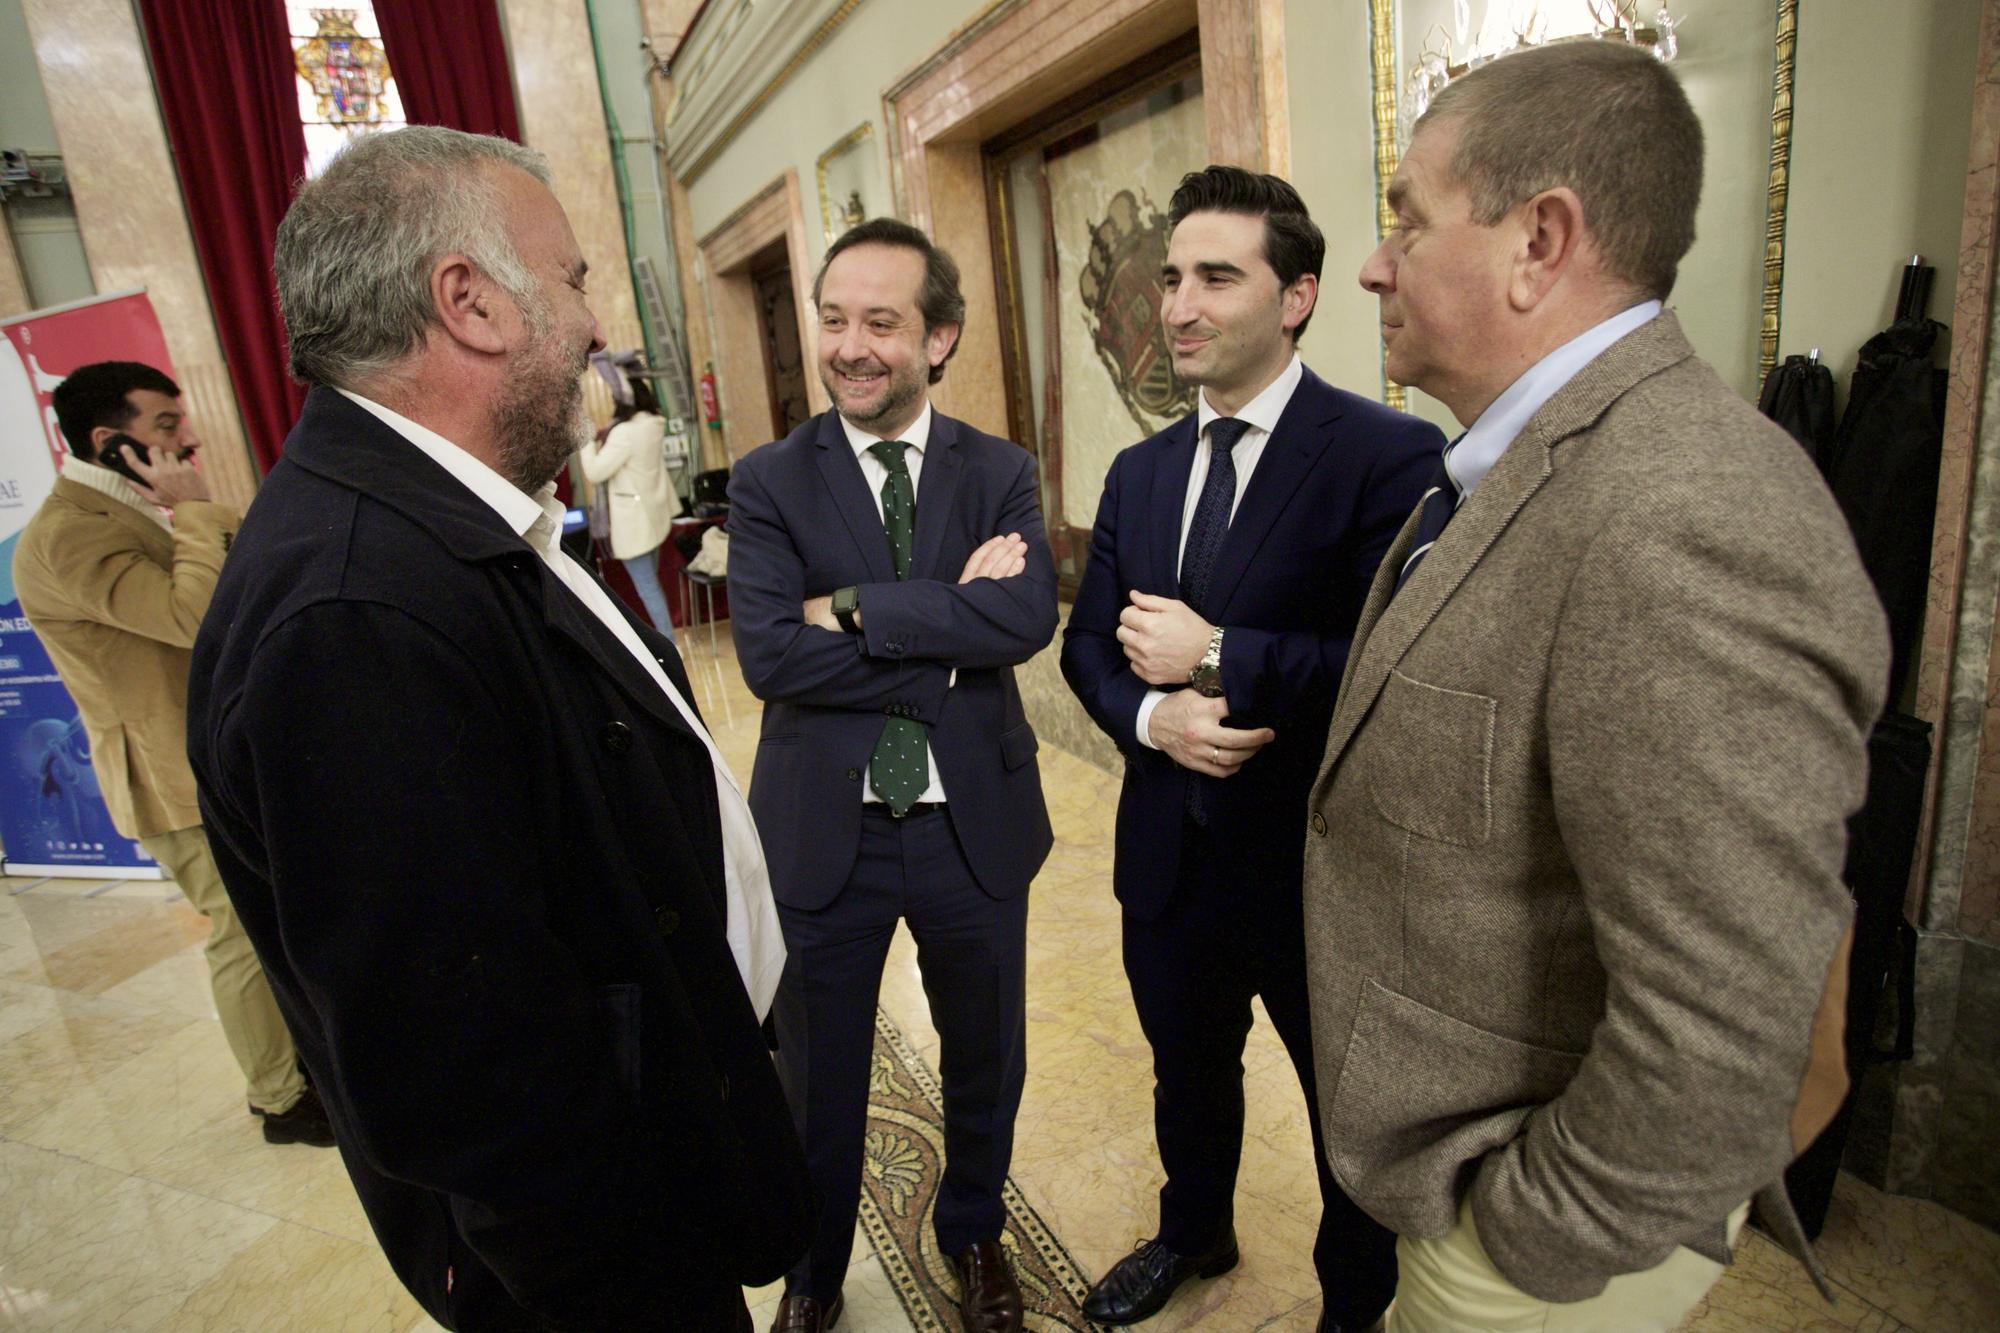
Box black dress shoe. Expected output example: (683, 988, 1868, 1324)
(251, 1086, 336, 1146)
(768, 1292, 842, 1332)
(954, 1239, 1023, 1333)
(1082, 1229, 1239, 1324)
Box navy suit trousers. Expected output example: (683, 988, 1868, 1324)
(773, 806, 1029, 1302)
(1121, 818, 1397, 1325)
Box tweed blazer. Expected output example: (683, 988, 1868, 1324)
(1302, 312, 1888, 1302)
(11, 477, 237, 839)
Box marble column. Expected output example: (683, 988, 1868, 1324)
(500, 0, 646, 361)
(1847, 0, 2000, 1233)
(19, 0, 260, 513)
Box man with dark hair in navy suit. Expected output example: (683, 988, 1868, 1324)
(1061, 166, 1442, 1331)
(729, 218, 1058, 1333)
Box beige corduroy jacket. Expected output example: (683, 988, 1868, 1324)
(11, 475, 238, 840)
(1302, 312, 1889, 1302)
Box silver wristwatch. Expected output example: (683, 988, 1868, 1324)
(1188, 626, 1225, 698)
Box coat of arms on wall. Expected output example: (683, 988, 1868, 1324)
(1080, 190, 1195, 431)
(294, 10, 393, 127)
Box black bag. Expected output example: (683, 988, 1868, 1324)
(1758, 353, 1838, 475)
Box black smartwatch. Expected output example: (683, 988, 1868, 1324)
(831, 585, 861, 633)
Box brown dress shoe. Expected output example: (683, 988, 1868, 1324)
(768, 1292, 842, 1332)
(954, 1239, 1023, 1333)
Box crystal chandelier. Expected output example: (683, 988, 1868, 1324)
(1404, 1, 1681, 128)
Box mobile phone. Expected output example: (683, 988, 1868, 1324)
(97, 433, 152, 487)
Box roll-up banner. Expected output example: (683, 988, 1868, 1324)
(0, 291, 171, 877)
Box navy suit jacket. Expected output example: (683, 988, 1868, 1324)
(1060, 366, 1442, 920)
(729, 407, 1058, 909)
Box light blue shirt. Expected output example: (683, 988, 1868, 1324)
(1447, 300, 1663, 499)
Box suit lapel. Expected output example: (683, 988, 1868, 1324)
(538, 561, 700, 743)
(1149, 415, 1201, 591)
(1315, 310, 1699, 781)
(910, 412, 963, 580)
(813, 411, 897, 583)
(1199, 377, 1338, 617)
(1318, 434, 1553, 774)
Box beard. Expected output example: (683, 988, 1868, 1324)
(495, 325, 592, 493)
(822, 353, 927, 434)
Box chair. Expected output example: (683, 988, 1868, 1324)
(683, 567, 727, 666)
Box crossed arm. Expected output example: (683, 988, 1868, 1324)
(727, 448, 1057, 719)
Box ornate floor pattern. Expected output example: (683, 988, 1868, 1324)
(859, 1009, 1109, 1332)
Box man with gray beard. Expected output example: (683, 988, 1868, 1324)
(186, 126, 812, 1331)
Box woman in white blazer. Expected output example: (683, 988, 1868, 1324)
(579, 379, 679, 642)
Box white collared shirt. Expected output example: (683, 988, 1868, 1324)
(61, 455, 171, 530)
(1448, 301, 1663, 500)
(1135, 354, 1305, 748)
(837, 401, 950, 805)
(335, 389, 787, 1018)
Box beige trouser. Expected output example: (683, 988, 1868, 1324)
(1384, 1196, 1749, 1333)
(140, 825, 305, 1114)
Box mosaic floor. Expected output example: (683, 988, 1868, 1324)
(2, 627, 1996, 1332)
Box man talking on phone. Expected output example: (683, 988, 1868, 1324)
(12, 360, 334, 1147)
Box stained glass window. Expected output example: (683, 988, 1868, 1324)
(289, 5, 407, 177)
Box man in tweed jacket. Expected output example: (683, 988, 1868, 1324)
(1304, 41, 1888, 1332)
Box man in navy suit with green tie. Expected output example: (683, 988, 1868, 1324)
(729, 218, 1058, 1333)
(1061, 167, 1442, 1331)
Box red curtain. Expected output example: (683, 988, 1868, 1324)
(136, 0, 306, 475)
(376, 0, 523, 142)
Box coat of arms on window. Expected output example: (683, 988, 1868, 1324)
(1079, 189, 1194, 431)
(294, 10, 393, 127)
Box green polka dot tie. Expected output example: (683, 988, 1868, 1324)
(868, 440, 927, 815)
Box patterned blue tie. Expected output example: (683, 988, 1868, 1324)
(1179, 417, 1250, 618)
(1391, 436, 1466, 599)
(1179, 417, 1250, 826)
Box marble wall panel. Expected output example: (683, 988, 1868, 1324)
(1879, 930, 1969, 1196)
(1933, 938, 2000, 1227)
(20, 0, 258, 513)
(1967, 686, 2000, 942)
(502, 0, 644, 356)
(1195, 0, 1287, 174)
(1915, 0, 2000, 908)
(924, 143, 1007, 434)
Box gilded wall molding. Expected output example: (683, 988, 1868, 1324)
(1760, 0, 1799, 383)
(816, 121, 875, 244)
(1368, 0, 1407, 411)
(1367, 1, 1795, 400)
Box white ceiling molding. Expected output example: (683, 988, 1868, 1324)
(664, 0, 864, 183)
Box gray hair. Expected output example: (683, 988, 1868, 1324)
(1420, 40, 1702, 301)
(275, 125, 552, 389)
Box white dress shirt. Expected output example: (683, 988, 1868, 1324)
(336, 389, 787, 1018)
(839, 401, 949, 804)
(1448, 301, 1663, 499)
(1135, 354, 1305, 747)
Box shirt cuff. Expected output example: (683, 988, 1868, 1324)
(1135, 688, 1168, 749)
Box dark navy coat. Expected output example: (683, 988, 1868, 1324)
(188, 387, 811, 1332)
